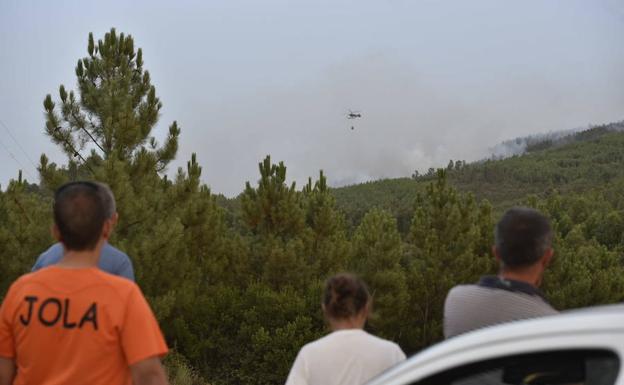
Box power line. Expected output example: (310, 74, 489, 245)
(67, 111, 106, 154)
(0, 118, 38, 169)
(79, 125, 106, 154)
(0, 135, 35, 180)
(54, 127, 94, 174)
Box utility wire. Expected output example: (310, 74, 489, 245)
(0, 135, 35, 180)
(69, 112, 106, 154)
(55, 127, 94, 174)
(0, 118, 38, 169)
(12, 196, 32, 223)
(80, 126, 106, 154)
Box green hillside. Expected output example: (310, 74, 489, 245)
(332, 122, 624, 231)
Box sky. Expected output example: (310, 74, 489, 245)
(1, 0, 623, 196)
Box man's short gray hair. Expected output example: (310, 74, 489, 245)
(495, 207, 553, 268)
(94, 182, 116, 218)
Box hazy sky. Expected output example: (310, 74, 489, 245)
(1, 0, 623, 196)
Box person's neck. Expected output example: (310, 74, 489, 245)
(57, 247, 100, 268)
(328, 317, 366, 332)
(499, 268, 541, 287)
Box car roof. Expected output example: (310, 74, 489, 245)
(565, 303, 624, 315)
(370, 304, 624, 384)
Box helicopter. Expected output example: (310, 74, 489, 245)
(347, 110, 362, 119)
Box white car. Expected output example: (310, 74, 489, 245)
(368, 305, 624, 385)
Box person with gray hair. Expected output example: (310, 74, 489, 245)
(32, 182, 135, 280)
(443, 207, 558, 339)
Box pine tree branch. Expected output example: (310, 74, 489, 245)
(54, 127, 94, 174)
(70, 111, 106, 155)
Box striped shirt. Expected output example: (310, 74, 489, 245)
(443, 276, 558, 339)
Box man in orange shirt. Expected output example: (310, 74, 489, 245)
(0, 181, 169, 385)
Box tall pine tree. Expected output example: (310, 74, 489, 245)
(405, 170, 494, 350)
(38, 29, 231, 382)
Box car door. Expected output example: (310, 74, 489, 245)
(370, 331, 624, 385)
(410, 349, 619, 385)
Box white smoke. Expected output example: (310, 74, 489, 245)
(487, 121, 624, 160)
(488, 128, 580, 159)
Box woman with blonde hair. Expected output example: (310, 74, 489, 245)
(286, 273, 405, 385)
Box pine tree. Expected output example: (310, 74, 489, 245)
(543, 226, 624, 309)
(241, 155, 305, 239)
(37, 29, 229, 382)
(351, 208, 409, 342)
(241, 155, 310, 289)
(302, 171, 351, 275)
(0, 173, 51, 294)
(529, 190, 624, 309)
(405, 169, 494, 350)
(41, 28, 179, 182)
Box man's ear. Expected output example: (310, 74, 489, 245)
(101, 220, 113, 241)
(110, 212, 119, 226)
(51, 224, 62, 242)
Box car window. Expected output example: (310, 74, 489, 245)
(411, 349, 619, 385)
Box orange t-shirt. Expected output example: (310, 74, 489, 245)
(0, 266, 168, 385)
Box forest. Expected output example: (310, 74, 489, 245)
(1, 29, 623, 385)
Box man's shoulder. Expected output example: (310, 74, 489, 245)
(445, 283, 557, 314)
(447, 283, 536, 300)
(33, 243, 64, 268)
(446, 284, 482, 299)
(92, 268, 137, 291)
(5, 269, 64, 299)
(8, 271, 39, 291)
(102, 243, 130, 259)
(76, 269, 140, 306)
(22, 267, 135, 288)
(100, 243, 134, 281)
(444, 282, 558, 338)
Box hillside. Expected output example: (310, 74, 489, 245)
(332, 122, 624, 231)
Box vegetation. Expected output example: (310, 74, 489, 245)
(334, 122, 624, 228)
(1, 29, 623, 385)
